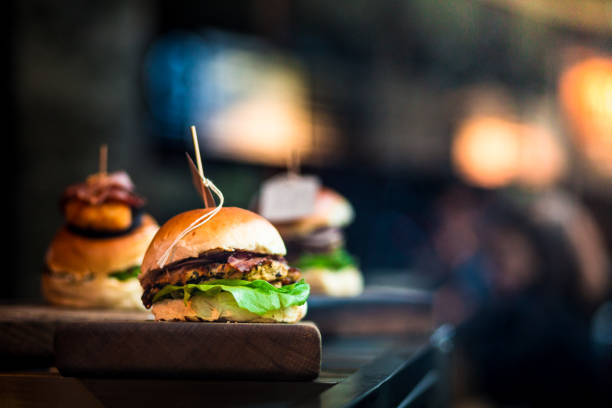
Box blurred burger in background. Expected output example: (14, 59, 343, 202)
(42, 171, 158, 309)
(271, 187, 363, 297)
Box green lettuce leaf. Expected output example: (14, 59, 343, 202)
(152, 279, 310, 316)
(108, 266, 140, 281)
(295, 248, 357, 271)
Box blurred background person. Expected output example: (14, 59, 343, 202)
(432, 189, 611, 324)
(429, 188, 612, 405)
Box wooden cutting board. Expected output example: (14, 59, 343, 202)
(0, 305, 152, 369)
(54, 321, 321, 380)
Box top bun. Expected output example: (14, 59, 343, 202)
(274, 188, 354, 238)
(45, 214, 159, 276)
(141, 207, 286, 276)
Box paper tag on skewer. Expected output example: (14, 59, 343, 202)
(260, 174, 320, 222)
(186, 153, 216, 208)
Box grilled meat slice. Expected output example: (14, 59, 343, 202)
(140, 251, 301, 308)
(285, 227, 344, 261)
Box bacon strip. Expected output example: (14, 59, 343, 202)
(61, 171, 145, 209)
(285, 227, 344, 260)
(227, 252, 270, 273)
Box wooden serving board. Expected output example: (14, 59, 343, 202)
(0, 305, 152, 369)
(55, 321, 321, 380)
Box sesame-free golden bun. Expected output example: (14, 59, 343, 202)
(151, 294, 307, 323)
(41, 273, 146, 310)
(140, 207, 286, 278)
(42, 214, 158, 309)
(273, 187, 354, 239)
(46, 214, 158, 276)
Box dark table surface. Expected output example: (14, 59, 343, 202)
(0, 285, 435, 407)
(0, 333, 433, 408)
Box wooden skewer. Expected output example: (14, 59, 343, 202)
(188, 126, 215, 208)
(294, 150, 300, 174)
(190, 126, 205, 181)
(99, 144, 108, 176)
(287, 149, 300, 176)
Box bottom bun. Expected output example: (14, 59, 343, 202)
(303, 266, 364, 297)
(152, 292, 307, 323)
(42, 273, 145, 310)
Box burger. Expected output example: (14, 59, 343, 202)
(138, 207, 309, 323)
(272, 187, 363, 297)
(42, 171, 159, 309)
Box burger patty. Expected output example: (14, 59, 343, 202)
(285, 227, 344, 261)
(140, 251, 301, 308)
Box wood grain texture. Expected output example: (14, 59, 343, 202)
(0, 305, 152, 369)
(55, 321, 321, 380)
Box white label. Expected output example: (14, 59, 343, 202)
(260, 174, 320, 222)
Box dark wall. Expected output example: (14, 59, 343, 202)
(7, 0, 612, 300)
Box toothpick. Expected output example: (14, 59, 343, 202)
(190, 126, 205, 181)
(99, 144, 108, 176)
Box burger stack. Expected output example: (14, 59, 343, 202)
(42, 171, 158, 309)
(138, 207, 309, 322)
(272, 187, 364, 297)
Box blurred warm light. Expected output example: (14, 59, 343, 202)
(145, 32, 339, 165)
(205, 70, 339, 165)
(453, 116, 521, 188)
(208, 92, 315, 164)
(560, 57, 612, 176)
(452, 116, 565, 189)
(516, 123, 565, 188)
(203, 49, 338, 166)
